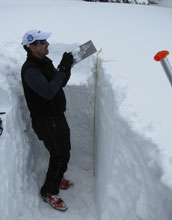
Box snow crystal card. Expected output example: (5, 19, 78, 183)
(72, 40, 97, 64)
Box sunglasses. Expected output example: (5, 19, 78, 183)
(39, 39, 48, 45)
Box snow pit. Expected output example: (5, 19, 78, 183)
(0, 43, 172, 220)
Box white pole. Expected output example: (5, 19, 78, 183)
(93, 48, 102, 176)
(161, 58, 172, 87)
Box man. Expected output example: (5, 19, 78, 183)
(21, 29, 73, 211)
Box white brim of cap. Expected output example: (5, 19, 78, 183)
(36, 32, 52, 40)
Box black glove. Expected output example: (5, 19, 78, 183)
(58, 52, 73, 73)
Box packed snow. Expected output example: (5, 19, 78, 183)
(1, 0, 172, 220)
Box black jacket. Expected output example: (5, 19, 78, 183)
(21, 53, 67, 118)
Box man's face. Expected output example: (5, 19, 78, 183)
(29, 40, 49, 59)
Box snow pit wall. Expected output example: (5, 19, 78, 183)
(94, 61, 172, 220)
(65, 83, 94, 171)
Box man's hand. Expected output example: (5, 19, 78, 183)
(58, 52, 73, 73)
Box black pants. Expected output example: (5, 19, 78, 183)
(32, 114, 71, 196)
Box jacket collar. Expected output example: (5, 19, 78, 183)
(27, 52, 52, 64)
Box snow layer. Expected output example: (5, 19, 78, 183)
(1, 1, 172, 220)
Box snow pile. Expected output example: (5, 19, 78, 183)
(1, 1, 172, 220)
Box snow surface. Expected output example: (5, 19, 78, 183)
(1, 0, 172, 220)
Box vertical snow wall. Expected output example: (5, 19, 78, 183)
(94, 61, 172, 220)
(1, 48, 172, 220)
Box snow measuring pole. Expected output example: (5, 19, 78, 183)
(154, 50, 172, 87)
(93, 48, 102, 176)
